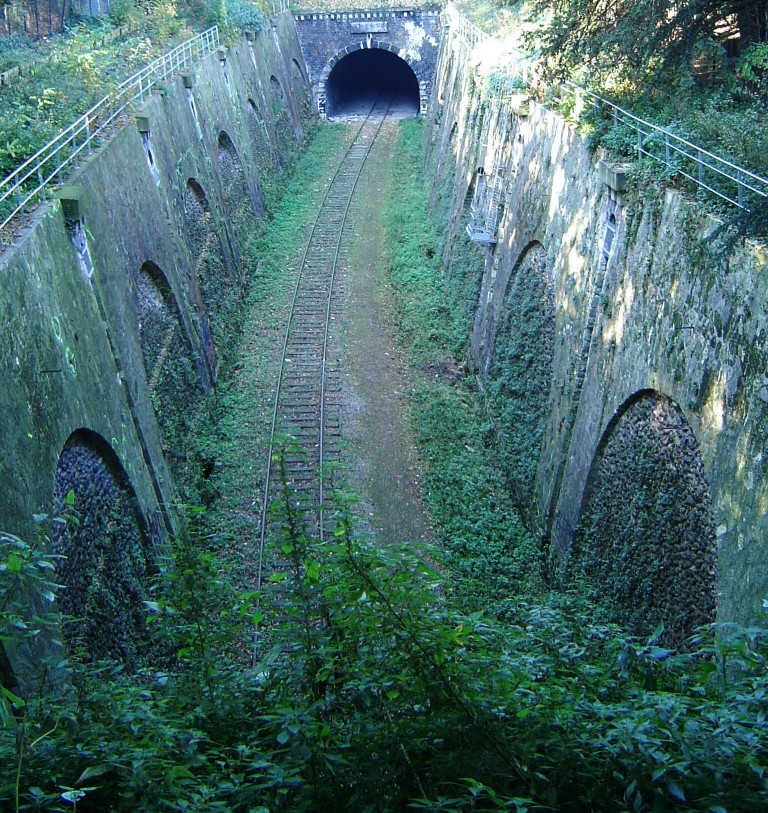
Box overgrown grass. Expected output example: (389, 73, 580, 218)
(182, 123, 353, 577)
(382, 118, 542, 607)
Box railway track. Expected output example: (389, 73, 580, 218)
(254, 98, 392, 608)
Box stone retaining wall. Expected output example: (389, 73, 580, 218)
(428, 22, 768, 628)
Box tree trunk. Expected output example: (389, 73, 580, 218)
(737, 2, 768, 47)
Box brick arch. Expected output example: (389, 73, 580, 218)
(317, 40, 427, 116)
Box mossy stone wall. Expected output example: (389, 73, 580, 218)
(428, 25, 768, 628)
(0, 14, 314, 684)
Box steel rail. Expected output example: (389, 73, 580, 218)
(318, 97, 393, 537)
(253, 100, 392, 651)
(254, 113, 369, 599)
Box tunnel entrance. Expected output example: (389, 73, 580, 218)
(325, 48, 420, 118)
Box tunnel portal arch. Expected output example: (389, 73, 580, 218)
(319, 42, 423, 118)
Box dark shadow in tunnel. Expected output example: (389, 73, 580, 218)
(326, 48, 420, 118)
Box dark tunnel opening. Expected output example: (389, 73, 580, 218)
(326, 48, 420, 118)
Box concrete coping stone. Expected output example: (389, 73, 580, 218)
(599, 160, 630, 193)
(56, 184, 87, 220)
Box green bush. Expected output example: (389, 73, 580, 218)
(737, 42, 768, 96)
(107, 0, 139, 26)
(4, 508, 768, 811)
(223, 0, 265, 31)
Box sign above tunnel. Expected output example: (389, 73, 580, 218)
(350, 21, 388, 34)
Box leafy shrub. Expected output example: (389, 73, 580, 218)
(222, 0, 265, 31)
(107, 0, 139, 26)
(737, 42, 768, 96)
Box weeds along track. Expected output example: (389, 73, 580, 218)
(256, 99, 392, 595)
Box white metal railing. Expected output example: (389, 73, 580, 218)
(443, 2, 768, 212)
(0, 26, 220, 244)
(563, 83, 768, 210)
(443, 2, 487, 50)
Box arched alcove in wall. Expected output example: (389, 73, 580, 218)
(291, 57, 306, 83)
(136, 261, 203, 454)
(270, 75, 284, 103)
(291, 58, 310, 136)
(269, 75, 294, 161)
(485, 242, 554, 525)
(51, 429, 154, 667)
(217, 130, 263, 216)
(573, 390, 717, 647)
(184, 178, 213, 259)
(245, 98, 278, 173)
(183, 178, 229, 320)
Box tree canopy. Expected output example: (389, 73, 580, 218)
(526, 0, 768, 82)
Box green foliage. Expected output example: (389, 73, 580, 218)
(517, 0, 768, 209)
(484, 246, 553, 529)
(107, 0, 139, 26)
(0, 531, 60, 723)
(412, 384, 542, 606)
(737, 42, 768, 94)
(0, 14, 195, 187)
(0, 529, 66, 813)
(382, 120, 462, 359)
(5, 505, 768, 810)
(0, 33, 38, 73)
(382, 119, 542, 606)
(191, 0, 265, 33)
(525, 0, 767, 84)
(221, 0, 266, 32)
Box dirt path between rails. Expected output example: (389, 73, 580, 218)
(336, 119, 434, 546)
